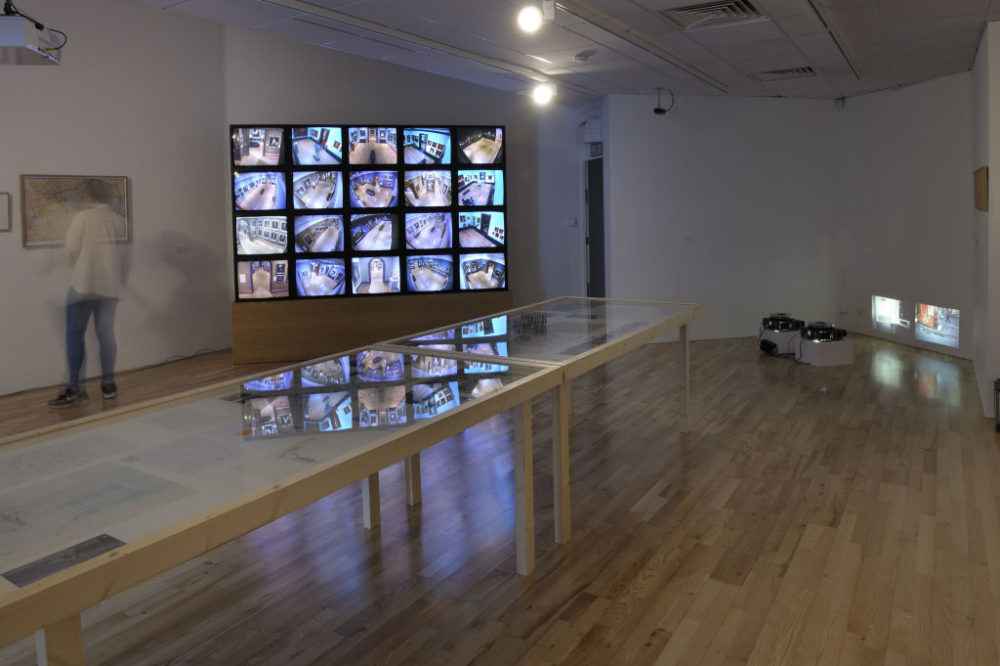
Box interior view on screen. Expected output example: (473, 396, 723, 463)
(403, 128, 451, 165)
(294, 215, 343, 252)
(352, 256, 400, 294)
(296, 259, 346, 296)
(233, 127, 284, 166)
(292, 126, 343, 165)
(405, 212, 452, 249)
(242, 396, 294, 437)
(410, 346, 458, 377)
(462, 341, 509, 373)
(461, 315, 507, 338)
(459, 253, 506, 290)
(356, 349, 405, 382)
(302, 391, 353, 431)
(457, 170, 504, 206)
(243, 371, 294, 392)
(236, 260, 290, 299)
(914, 302, 960, 348)
(357, 385, 407, 427)
(236, 216, 288, 254)
(300, 357, 350, 387)
(350, 213, 396, 251)
(234, 172, 286, 210)
(457, 127, 503, 164)
(349, 170, 398, 208)
(458, 211, 504, 247)
(293, 170, 343, 209)
(348, 127, 398, 164)
(403, 170, 452, 207)
(411, 329, 456, 342)
(406, 255, 453, 292)
(412, 381, 460, 419)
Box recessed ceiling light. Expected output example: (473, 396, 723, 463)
(518, 6, 543, 33)
(532, 83, 555, 104)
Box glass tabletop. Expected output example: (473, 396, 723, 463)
(0, 345, 553, 589)
(385, 297, 699, 365)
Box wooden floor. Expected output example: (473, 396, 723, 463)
(1, 335, 998, 665)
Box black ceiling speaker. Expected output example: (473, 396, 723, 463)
(654, 87, 674, 115)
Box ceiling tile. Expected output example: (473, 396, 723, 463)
(878, 0, 988, 24)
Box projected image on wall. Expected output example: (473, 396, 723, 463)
(457, 127, 503, 164)
(236, 216, 288, 255)
(406, 255, 453, 292)
(294, 215, 343, 253)
(301, 357, 350, 387)
(350, 214, 396, 251)
(303, 392, 353, 431)
(871, 295, 909, 333)
(914, 303, 959, 348)
(296, 259, 346, 297)
(403, 128, 451, 165)
(234, 172, 286, 210)
(293, 171, 343, 209)
(233, 127, 284, 167)
(348, 127, 397, 165)
(459, 253, 506, 290)
(458, 211, 504, 248)
(412, 382, 460, 420)
(292, 126, 343, 165)
(403, 171, 452, 207)
(236, 260, 289, 299)
(352, 256, 400, 294)
(349, 171, 397, 208)
(457, 170, 503, 206)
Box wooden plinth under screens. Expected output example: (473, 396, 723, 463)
(231, 292, 514, 363)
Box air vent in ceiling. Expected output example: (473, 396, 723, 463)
(661, 0, 767, 31)
(747, 66, 817, 82)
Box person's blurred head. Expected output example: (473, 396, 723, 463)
(81, 179, 113, 205)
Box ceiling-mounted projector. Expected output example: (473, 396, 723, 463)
(0, 15, 61, 65)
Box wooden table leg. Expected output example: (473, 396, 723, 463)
(514, 401, 535, 575)
(42, 614, 84, 666)
(680, 323, 690, 433)
(405, 453, 421, 506)
(553, 382, 571, 544)
(567, 378, 575, 417)
(363, 472, 380, 529)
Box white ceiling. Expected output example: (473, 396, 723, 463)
(130, 0, 1000, 105)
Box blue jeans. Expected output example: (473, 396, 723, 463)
(66, 292, 118, 391)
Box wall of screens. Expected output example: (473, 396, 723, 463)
(231, 125, 508, 301)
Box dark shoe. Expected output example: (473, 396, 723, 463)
(48, 388, 89, 408)
(101, 382, 118, 399)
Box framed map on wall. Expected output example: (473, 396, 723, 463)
(21, 175, 130, 248)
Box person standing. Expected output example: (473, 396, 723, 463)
(48, 179, 124, 407)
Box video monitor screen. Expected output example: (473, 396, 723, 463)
(292, 171, 343, 209)
(357, 385, 406, 428)
(233, 127, 284, 167)
(356, 349, 405, 382)
(457, 127, 503, 164)
(405, 213, 452, 250)
(350, 213, 397, 251)
(236, 260, 290, 299)
(292, 126, 343, 165)
(294, 215, 343, 252)
(412, 381, 460, 420)
(302, 391, 353, 431)
(914, 303, 959, 348)
(301, 356, 350, 387)
(296, 258, 346, 296)
(236, 216, 288, 255)
(459, 253, 506, 290)
(243, 371, 294, 393)
(349, 171, 398, 208)
(410, 344, 458, 378)
(462, 341, 509, 373)
(242, 395, 295, 437)
(461, 315, 507, 338)
(406, 255, 453, 292)
(458, 212, 504, 248)
(871, 295, 909, 333)
(412, 329, 456, 342)
(352, 256, 400, 294)
(234, 172, 286, 210)
(457, 170, 504, 206)
(348, 127, 397, 165)
(403, 171, 452, 207)
(403, 128, 451, 165)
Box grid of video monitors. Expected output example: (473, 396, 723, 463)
(238, 319, 512, 438)
(871, 295, 960, 349)
(232, 125, 508, 300)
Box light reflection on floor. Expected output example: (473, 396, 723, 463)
(871, 349, 903, 389)
(870, 346, 962, 407)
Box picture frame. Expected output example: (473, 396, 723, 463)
(20, 175, 129, 248)
(0, 192, 10, 232)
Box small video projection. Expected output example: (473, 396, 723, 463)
(412, 329, 456, 342)
(296, 259, 346, 297)
(242, 396, 295, 437)
(349, 171, 398, 208)
(301, 356, 350, 387)
(458, 211, 504, 248)
(403, 128, 451, 165)
(407, 255, 453, 292)
(871, 295, 909, 334)
(292, 171, 343, 209)
(412, 381, 460, 420)
(357, 385, 407, 428)
(356, 349, 405, 382)
(236, 260, 290, 299)
(410, 344, 458, 378)
(233, 127, 284, 167)
(457, 127, 504, 164)
(302, 391, 353, 432)
(352, 256, 400, 294)
(350, 213, 397, 251)
(461, 315, 508, 338)
(459, 253, 506, 290)
(457, 170, 504, 206)
(403, 170, 452, 207)
(234, 172, 286, 210)
(292, 126, 343, 165)
(914, 303, 959, 348)
(405, 213, 452, 250)
(348, 127, 398, 165)
(236, 216, 288, 255)
(294, 215, 343, 252)
(243, 371, 294, 393)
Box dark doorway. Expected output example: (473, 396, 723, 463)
(586, 157, 605, 297)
